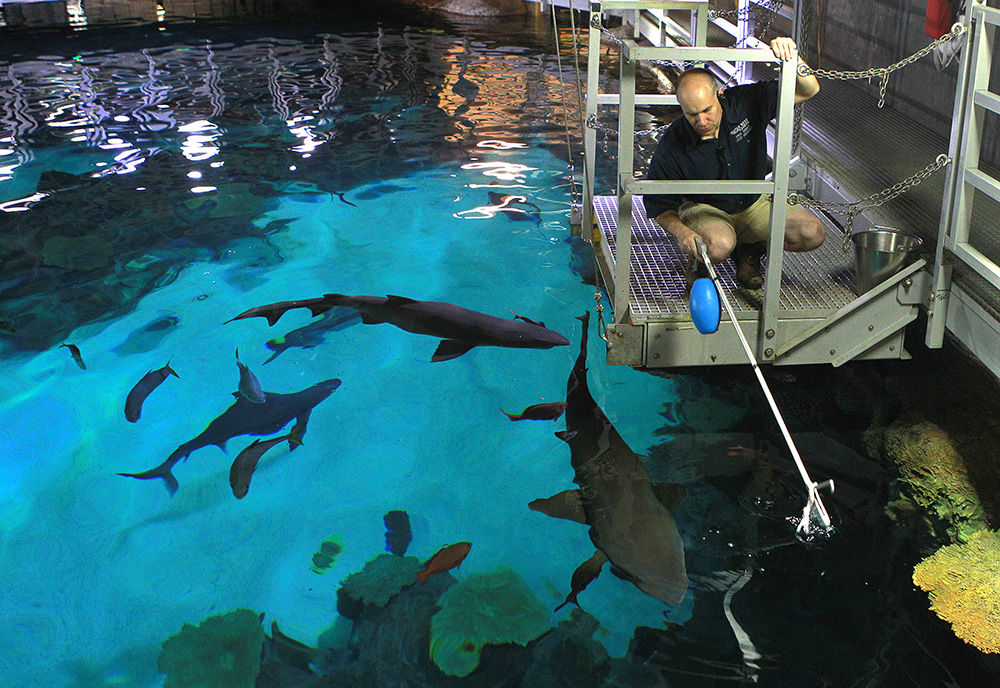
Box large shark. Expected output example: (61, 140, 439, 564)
(531, 312, 688, 605)
(118, 378, 341, 495)
(321, 294, 569, 361)
(229, 294, 570, 362)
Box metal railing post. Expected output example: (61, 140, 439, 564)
(581, 3, 603, 240)
(758, 55, 797, 360)
(614, 41, 638, 324)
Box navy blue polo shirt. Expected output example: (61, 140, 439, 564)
(644, 80, 779, 219)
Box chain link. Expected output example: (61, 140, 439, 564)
(789, 154, 952, 252)
(800, 23, 967, 107)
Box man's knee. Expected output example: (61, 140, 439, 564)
(702, 232, 736, 262)
(786, 214, 826, 251)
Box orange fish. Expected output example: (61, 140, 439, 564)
(416, 542, 472, 583)
(501, 401, 567, 421)
(555, 550, 607, 612)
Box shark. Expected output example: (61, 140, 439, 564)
(321, 294, 569, 361)
(118, 378, 341, 495)
(229, 294, 569, 362)
(531, 312, 689, 605)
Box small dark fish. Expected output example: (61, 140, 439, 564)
(60, 343, 86, 370)
(263, 306, 362, 364)
(125, 361, 179, 422)
(229, 428, 302, 499)
(384, 510, 413, 555)
(226, 297, 334, 326)
(266, 621, 319, 672)
(502, 401, 567, 422)
(416, 542, 472, 583)
(235, 349, 265, 404)
(555, 550, 608, 612)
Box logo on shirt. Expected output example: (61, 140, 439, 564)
(731, 118, 750, 142)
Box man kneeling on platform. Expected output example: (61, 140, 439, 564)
(644, 37, 825, 290)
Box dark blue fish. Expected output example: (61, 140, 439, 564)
(235, 349, 265, 403)
(125, 361, 179, 422)
(384, 510, 413, 555)
(263, 306, 362, 364)
(118, 378, 341, 495)
(61, 343, 86, 370)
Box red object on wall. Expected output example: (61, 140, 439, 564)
(926, 0, 955, 40)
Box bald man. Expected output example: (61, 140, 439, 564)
(644, 37, 824, 290)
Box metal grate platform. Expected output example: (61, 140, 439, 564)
(593, 195, 858, 322)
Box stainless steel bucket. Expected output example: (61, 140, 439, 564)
(851, 227, 923, 294)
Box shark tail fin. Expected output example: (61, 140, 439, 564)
(118, 466, 180, 496)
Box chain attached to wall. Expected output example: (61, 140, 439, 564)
(789, 154, 953, 251)
(799, 23, 968, 107)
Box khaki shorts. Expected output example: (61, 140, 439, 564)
(678, 194, 780, 244)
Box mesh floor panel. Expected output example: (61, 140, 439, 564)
(593, 195, 857, 322)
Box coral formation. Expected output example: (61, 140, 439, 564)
(521, 609, 608, 688)
(882, 421, 988, 543)
(913, 528, 1000, 654)
(338, 552, 423, 609)
(157, 608, 265, 688)
(429, 565, 550, 677)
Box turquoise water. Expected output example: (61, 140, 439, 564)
(1, 5, 997, 688)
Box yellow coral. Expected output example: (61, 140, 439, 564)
(913, 529, 1000, 654)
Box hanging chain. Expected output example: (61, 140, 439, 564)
(799, 22, 967, 107)
(789, 154, 952, 252)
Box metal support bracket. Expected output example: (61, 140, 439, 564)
(605, 322, 646, 366)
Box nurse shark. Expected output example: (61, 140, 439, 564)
(118, 378, 341, 495)
(531, 312, 688, 605)
(229, 293, 569, 362)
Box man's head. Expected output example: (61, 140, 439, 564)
(676, 68, 721, 140)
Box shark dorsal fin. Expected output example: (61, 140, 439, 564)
(555, 430, 578, 442)
(651, 482, 688, 511)
(385, 295, 419, 306)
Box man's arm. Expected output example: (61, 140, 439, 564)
(769, 37, 819, 104)
(655, 210, 700, 257)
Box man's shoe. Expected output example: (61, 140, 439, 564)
(734, 242, 765, 290)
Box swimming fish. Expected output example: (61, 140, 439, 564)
(264, 621, 319, 672)
(230, 293, 570, 362)
(502, 401, 567, 421)
(235, 349, 265, 404)
(384, 510, 413, 555)
(323, 294, 569, 361)
(554, 550, 608, 612)
(229, 428, 302, 499)
(61, 342, 86, 370)
(535, 312, 689, 605)
(118, 378, 341, 495)
(416, 542, 472, 583)
(225, 297, 334, 326)
(124, 361, 179, 422)
(263, 306, 362, 364)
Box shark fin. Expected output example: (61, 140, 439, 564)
(609, 565, 639, 584)
(555, 430, 578, 442)
(512, 313, 545, 328)
(431, 339, 476, 362)
(385, 295, 419, 306)
(651, 482, 688, 511)
(528, 490, 586, 524)
(360, 313, 387, 325)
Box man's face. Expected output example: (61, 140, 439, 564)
(677, 77, 722, 140)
